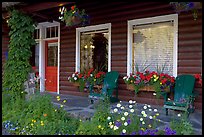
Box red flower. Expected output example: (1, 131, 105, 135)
(194, 74, 201, 79)
(71, 5, 75, 11)
(78, 74, 83, 78)
(140, 73, 145, 80)
(160, 73, 165, 77)
(75, 72, 79, 74)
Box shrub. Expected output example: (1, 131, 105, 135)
(2, 93, 79, 135)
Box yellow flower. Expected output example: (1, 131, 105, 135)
(94, 79, 96, 81)
(31, 123, 34, 126)
(63, 100, 67, 103)
(57, 98, 60, 101)
(148, 124, 152, 128)
(141, 128, 145, 131)
(41, 121, 43, 123)
(154, 79, 157, 82)
(156, 113, 160, 116)
(41, 123, 44, 126)
(160, 82, 162, 85)
(55, 109, 57, 112)
(33, 120, 36, 123)
(153, 75, 156, 78)
(98, 125, 101, 129)
(60, 105, 64, 107)
(56, 96, 60, 99)
(130, 80, 133, 83)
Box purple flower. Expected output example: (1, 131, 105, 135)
(188, 2, 194, 9)
(120, 132, 126, 135)
(131, 131, 137, 135)
(138, 130, 145, 135)
(115, 120, 122, 127)
(127, 117, 131, 124)
(164, 126, 177, 135)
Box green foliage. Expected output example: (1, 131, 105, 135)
(75, 98, 112, 135)
(2, 9, 36, 99)
(169, 113, 194, 135)
(2, 92, 80, 135)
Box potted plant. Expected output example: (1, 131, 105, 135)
(59, 5, 90, 27)
(68, 72, 86, 92)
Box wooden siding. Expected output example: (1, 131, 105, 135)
(2, 20, 9, 73)
(59, 2, 202, 110)
(1, 2, 202, 110)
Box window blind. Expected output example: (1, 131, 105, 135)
(132, 21, 174, 75)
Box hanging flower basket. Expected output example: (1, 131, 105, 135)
(59, 5, 90, 27)
(170, 2, 202, 20)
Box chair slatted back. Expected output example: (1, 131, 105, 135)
(102, 71, 119, 95)
(174, 74, 195, 102)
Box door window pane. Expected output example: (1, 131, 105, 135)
(47, 43, 58, 66)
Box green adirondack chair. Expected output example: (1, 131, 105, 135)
(88, 71, 119, 104)
(162, 74, 199, 116)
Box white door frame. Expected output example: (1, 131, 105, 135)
(36, 21, 60, 94)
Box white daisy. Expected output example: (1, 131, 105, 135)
(130, 109, 134, 113)
(124, 112, 129, 116)
(122, 129, 126, 133)
(124, 122, 128, 126)
(129, 100, 133, 104)
(114, 108, 118, 113)
(117, 103, 121, 108)
(129, 105, 133, 108)
(121, 117, 125, 121)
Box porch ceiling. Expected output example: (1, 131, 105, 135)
(2, 2, 75, 23)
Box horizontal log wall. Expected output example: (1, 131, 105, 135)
(59, 2, 202, 110)
(2, 20, 9, 74)
(1, 2, 202, 110)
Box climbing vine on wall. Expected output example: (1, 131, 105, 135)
(2, 9, 36, 99)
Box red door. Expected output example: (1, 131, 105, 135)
(45, 40, 58, 92)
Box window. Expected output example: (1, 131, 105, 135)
(76, 23, 111, 73)
(46, 26, 58, 38)
(127, 14, 178, 77)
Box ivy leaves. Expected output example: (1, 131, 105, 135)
(3, 9, 36, 99)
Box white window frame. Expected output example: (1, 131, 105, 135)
(76, 23, 112, 72)
(127, 14, 178, 77)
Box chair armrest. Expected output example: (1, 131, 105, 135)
(159, 92, 168, 101)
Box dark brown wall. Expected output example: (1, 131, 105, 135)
(59, 2, 202, 110)
(2, 20, 9, 73)
(2, 2, 202, 110)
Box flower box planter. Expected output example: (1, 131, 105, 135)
(127, 84, 135, 91)
(73, 82, 80, 87)
(126, 84, 170, 92)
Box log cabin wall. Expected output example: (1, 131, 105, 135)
(1, 2, 202, 110)
(59, 2, 202, 110)
(2, 20, 9, 74)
